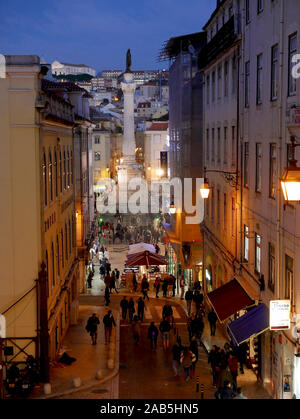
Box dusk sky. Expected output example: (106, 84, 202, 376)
(0, 0, 215, 73)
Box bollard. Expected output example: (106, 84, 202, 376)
(72, 377, 82, 388)
(44, 383, 51, 395)
(200, 383, 204, 399)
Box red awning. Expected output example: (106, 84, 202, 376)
(207, 279, 254, 323)
(125, 251, 167, 267)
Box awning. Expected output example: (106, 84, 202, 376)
(207, 279, 254, 322)
(227, 304, 269, 347)
(125, 251, 167, 267)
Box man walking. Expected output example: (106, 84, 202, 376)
(85, 313, 100, 345)
(172, 338, 183, 376)
(120, 296, 129, 321)
(185, 288, 194, 316)
(141, 275, 150, 301)
(159, 318, 171, 350)
(208, 308, 218, 336)
(137, 297, 145, 321)
(103, 310, 116, 344)
(147, 322, 159, 350)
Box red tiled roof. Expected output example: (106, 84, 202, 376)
(147, 122, 169, 131)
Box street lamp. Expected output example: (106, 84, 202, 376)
(200, 178, 210, 199)
(156, 168, 164, 177)
(169, 202, 176, 214)
(281, 137, 300, 202)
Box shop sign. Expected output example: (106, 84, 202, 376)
(0, 314, 6, 338)
(270, 300, 291, 331)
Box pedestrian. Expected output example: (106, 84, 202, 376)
(104, 286, 110, 306)
(208, 345, 219, 387)
(179, 277, 185, 300)
(104, 248, 110, 260)
(236, 341, 249, 374)
(193, 290, 203, 314)
(208, 308, 218, 336)
(234, 387, 247, 399)
(132, 315, 141, 346)
(154, 276, 160, 298)
(104, 273, 111, 288)
(215, 380, 235, 400)
(137, 297, 145, 321)
(189, 336, 198, 378)
(103, 310, 116, 344)
(109, 272, 119, 294)
(87, 271, 93, 289)
(162, 278, 168, 298)
(99, 264, 105, 279)
(171, 275, 176, 297)
(115, 268, 120, 289)
(120, 296, 128, 321)
(180, 346, 195, 382)
(159, 318, 171, 350)
(162, 303, 174, 328)
(227, 352, 239, 392)
(147, 322, 159, 350)
(132, 273, 138, 293)
(172, 338, 183, 377)
(155, 243, 160, 254)
(185, 288, 194, 316)
(106, 260, 111, 275)
(85, 313, 100, 345)
(141, 275, 150, 301)
(128, 297, 135, 322)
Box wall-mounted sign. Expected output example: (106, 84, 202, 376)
(0, 314, 6, 338)
(270, 300, 291, 331)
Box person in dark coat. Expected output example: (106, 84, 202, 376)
(154, 277, 161, 298)
(99, 264, 105, 278)
(86, 313, 100, 345)
(141, 276, 150, 301)
(137, 297, 145, 321)
(147, 322, 159, 350)
(208, 308, 218, 336)
(109, 272, 118, 294)
(120, 296, 128, 320)
(162, 278, 168, 298)
(162, 303, 173, 327)
(104, 286, 110, 306)
(208, 345, 219, 387)
(189, 336, 199, 377)
(132, 273, 138, 292)
(185, 288, 194, 316)
(128, 297, 135, 322)
(103, 310, 116, 344)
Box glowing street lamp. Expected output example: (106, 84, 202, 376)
(200, 178, 210, 199)
(281, 137, 300, 202)
(156, 168, 164, 177)
(169, 203, 176, 215)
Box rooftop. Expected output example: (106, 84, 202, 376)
(147, 122, 169, 131)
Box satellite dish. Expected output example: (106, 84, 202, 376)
(292, 323, 300, 340)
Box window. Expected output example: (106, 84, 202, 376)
(56, 234, 60, 279)
(49, 151, 53, 202)
(212, 128, 215, 163)
(217, 190, 220, 224)
(244, 142, 249, 188)
(206, 75, 210, 104)
(244, 225, 249, 261)
(67, 148, 70, 188)
(217, 128, 221, 163)
(271, 44, 279, 100)
(231, 126, 236, 167)
(256, 54, 263, 104)
(255, 143, 262, 192)
(288, 34, 297, 96)
(245, 61, 250, 107)
(54, 150, 58, 198)
(218, 66, 222, 99)
(211, 188, 215, 220)
(224, 61, 229, 97)
(232, 55, 237, 95)
(94, 152, 101, 161)
(206, 129, 210, 163)
(212, 71, 216, 102)
(94, 137, 100, 144)
(61, 230, 64, 268)
(63, 150, 66, 190)
(65, 224, 68, 261)
(245, 0, 250, 24)
(45, 250, 49, 296)
(68, 220, 71, 256)
(223, 193, 227, 230)
(231, 198, 235, 237)
(255, 233, 261, 273)
(268, 243, 275, 293)
(285, 255, 293, 300)
(51, 242, 55, 288)
(224, 127, 228, 165)
(257, 0, 263, 14)
(59, 151, 63, 194)
(43, 152, 47, 206)
(269, 144, 277, 198)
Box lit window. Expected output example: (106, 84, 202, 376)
(255, 233, 261, 273)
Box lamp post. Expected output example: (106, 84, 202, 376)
(281, 136, 300, 202)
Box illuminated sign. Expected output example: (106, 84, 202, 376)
(270, 300, 291, 331)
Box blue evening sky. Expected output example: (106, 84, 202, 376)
(0, 0, 215, 73)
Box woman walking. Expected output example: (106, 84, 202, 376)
(180, 346, 196, 382)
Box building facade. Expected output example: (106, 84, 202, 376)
(52, 60, 96, 77)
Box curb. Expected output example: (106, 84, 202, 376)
(37, 309, 120, 399)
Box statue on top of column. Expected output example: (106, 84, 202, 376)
(126, 49, 132, 73)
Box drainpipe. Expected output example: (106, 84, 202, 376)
(276, 0, 285, 301)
